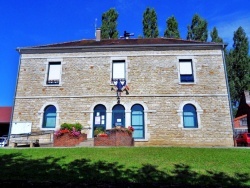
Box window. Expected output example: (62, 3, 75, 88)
(131, 104, 144, 139)
(42, 105, 57, 128)
(47, 62, 61, 85)
(112, 60, 125, 81)
(183, 104, 198, 128)
(240, 117, 247, 127)
(179, 59, 194, 82)
(93, 104, 106, 136)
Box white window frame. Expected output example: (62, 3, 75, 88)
(177, 57, 196, 84)
(110, 57, 128, 84)
(44, 59, 63, 86)
(38, 102, 61, 131)
(177, 101, 203, 129)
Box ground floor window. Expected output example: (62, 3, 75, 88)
(177, 101, 203, 129)
(42, 105, 57, 128)
(131, 104, 144, 139)
(183, 104, 198, 128)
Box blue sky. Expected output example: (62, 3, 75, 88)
(0, 0, 249, 106)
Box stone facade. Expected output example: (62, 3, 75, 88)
(11, 38, 234, 147)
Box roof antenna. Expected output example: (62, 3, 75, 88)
(120, 31, 134, 39)
(95, 18, 97, 37)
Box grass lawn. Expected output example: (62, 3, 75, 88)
(0, 146, 249, 187)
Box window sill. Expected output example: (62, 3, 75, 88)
(134, 138, 148, 142)
(182, 127, 200, 130)
(179, 82, 196, 85)
(44, 84, 62, 87)
(41, 128, 56, 131)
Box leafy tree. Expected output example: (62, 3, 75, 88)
(210, 27, 223, 43)
(186, 14, 208, 42)
(164, 16, 180, 38)
(226, 26, 250, 116)
(101, 8, 119, 39)
(143, 7, 159, 38)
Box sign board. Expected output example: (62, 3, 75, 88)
(11, 122, 32, 134)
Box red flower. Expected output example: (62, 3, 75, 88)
(128, 126, 134, 132)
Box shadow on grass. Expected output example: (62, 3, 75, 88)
(0, 153, 249, 187)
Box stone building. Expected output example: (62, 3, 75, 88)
(11, 32, 234, 147)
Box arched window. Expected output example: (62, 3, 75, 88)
(131, 104, 144, 139)
(183, 104, 198, 128)
(112, 104, 125, 128)
(93, 104, 106, 136)
(42, 105, 57, 128)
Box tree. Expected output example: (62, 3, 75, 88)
(101, 8, 119, 39)
(226, 26, 250, 116)
(143, 7, 159, 38)
(210, 27, 223, 43)
(186, 14, 208, 42)
(164, 16, 180, 38)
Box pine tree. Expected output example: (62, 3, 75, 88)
(186, 14, 208, 42)
(143, 7, 159, 38)
(210, 27, 223, 43)
(164, 16, 180, 38)
(101, 8, 119, 39)
(226, 26, 250, 116)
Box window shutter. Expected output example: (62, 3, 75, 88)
(113, 61, 125, 79)
(180, 61, 192, 75)
(48, 64, 61, 80)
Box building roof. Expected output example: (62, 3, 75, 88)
(234, 114, 247, 121)
(17, 38, 227, 54)
(35, 38, 212, 47)
(0, 107, 12, 123)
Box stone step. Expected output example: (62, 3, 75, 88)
(77, 138, 94, 147)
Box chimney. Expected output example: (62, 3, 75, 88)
(96, 28, 101, 41)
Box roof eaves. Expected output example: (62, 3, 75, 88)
(17, 42, 226, 53)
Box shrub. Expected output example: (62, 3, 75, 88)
(60, 123, 82, 131)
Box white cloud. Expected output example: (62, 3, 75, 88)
(209, 11, 250, 48)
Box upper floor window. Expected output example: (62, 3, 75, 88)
(179, 59, 194, 83)
(112, 60, 126, 81)
(183, 104, 198, 128)
(47, 62, 61, 85)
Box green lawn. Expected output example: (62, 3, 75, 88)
(0, 147, 249, 187)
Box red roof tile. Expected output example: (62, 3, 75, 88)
(0, 107, 12, 123)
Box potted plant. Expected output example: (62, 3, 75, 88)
(94, 127, 105, 137)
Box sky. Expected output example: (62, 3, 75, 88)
(0, 0, 249, 106)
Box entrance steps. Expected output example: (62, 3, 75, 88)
(77, 138, 94, 147)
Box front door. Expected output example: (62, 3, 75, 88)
(93, 104, 106, 137)
(112, 104, 125, 127)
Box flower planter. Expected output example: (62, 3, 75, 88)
(94, 127, 134, 146)
(54, 133, 87, 147)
